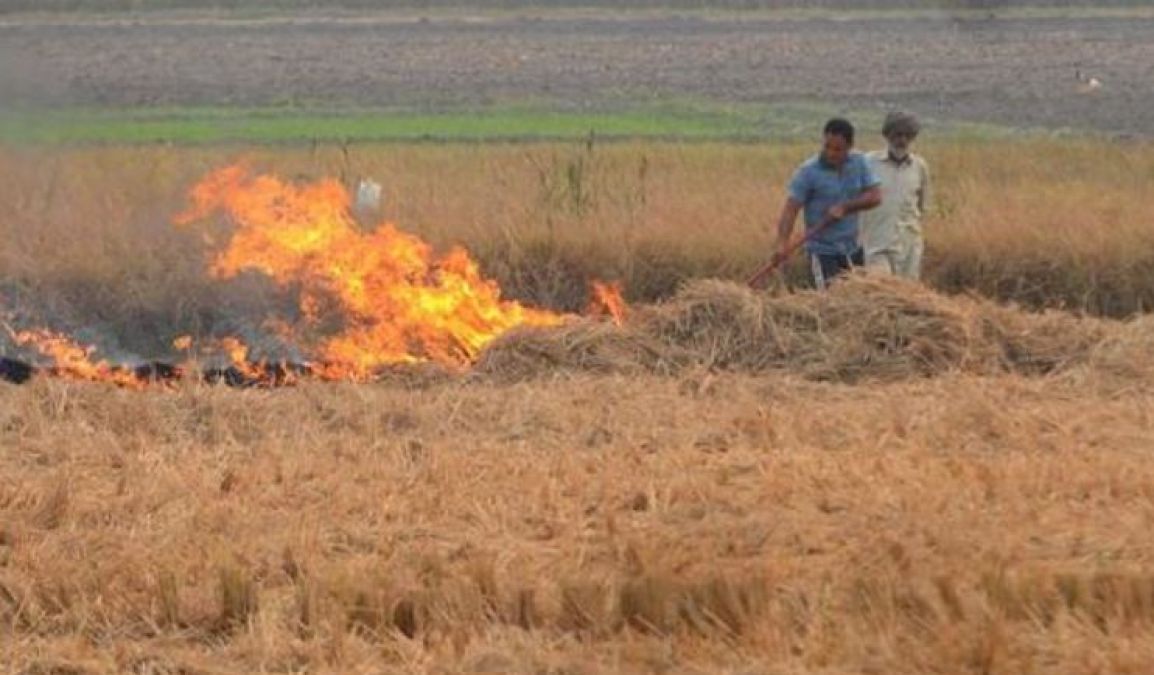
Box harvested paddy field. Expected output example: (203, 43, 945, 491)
(6, 333, 1154, 675)
(4, 361, 1154, 673)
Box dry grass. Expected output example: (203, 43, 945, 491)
(2, 137, 1154, 362)
(3, 369, 1154, 673)
(476, 275, 1125, 384)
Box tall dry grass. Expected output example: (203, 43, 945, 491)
(2, 137, 1153, 359)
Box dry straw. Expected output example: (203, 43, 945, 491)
(476, 273, 1124, 383)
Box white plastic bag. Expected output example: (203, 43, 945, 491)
(355, 178, 382, 215)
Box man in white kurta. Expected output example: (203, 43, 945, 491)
(861, 112, 931, 280)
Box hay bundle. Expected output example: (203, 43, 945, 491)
(472, 320, 674, 382)
(636, 275, 1012, 381)
(475, 274, 1128, 384)
(785, 274, 999, 381)
(637, 279, 819, 372)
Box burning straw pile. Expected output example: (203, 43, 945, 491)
(2, 273, 1148, 388)
(475, 274, 1127, 383)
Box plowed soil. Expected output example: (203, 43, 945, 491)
(1, 11, 1151, 134)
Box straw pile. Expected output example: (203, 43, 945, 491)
(472, 320, 675, 382)
(475, 274, 1116, 383)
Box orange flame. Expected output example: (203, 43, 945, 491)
(1, 166, 631, 388)
(216, 336, 269, 381)
(588, 280, 627, 326)
(12, 328, 141, 388)
(177, 165, 565, 379)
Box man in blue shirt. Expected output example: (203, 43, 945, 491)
(774, 118, 883, 289)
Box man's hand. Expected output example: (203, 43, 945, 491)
(774, 236, 790, 260)
(825, 203, 848, 221)
(748, 240, 790, 289)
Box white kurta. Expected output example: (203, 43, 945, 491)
(860, 151, 931, 279)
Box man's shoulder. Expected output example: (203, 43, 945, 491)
(864, 149, 888, 162)
(790, 155, 823, 185)
(848, 151, 876, 170)
(796, 154, 822, 171)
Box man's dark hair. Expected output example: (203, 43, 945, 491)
(823, 118, 855, 145)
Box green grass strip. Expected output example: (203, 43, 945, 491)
(0, 107, 754, 144)
(0, 103, 1027, 145)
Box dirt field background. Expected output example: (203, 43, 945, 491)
(2, 11, 1152, 135)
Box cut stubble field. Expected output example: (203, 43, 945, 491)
(3, 368, 1154, 674)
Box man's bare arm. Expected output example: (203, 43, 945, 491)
(775, 198, 803, 254)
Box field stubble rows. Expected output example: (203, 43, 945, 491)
(3, 370, 1154, 673)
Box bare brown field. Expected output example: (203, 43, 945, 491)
(3, 11, 1153, 135)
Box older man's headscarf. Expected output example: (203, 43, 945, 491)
(882, 111, 921, 138)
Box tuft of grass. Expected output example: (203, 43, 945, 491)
(217, 564, 259, 632)
(156, 570, 181, 628)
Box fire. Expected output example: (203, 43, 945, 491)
(588, 280, 627, 326)
(1, 166, 631, 388)
(11, 327, 141, 388)
(177, 165, 567, 379)
(217, 336, 277, 382)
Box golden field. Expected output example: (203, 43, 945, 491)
(3, 137, 1154, 673)
(3, 365, 1154, 674)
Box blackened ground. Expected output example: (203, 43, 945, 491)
(0, 356, 34, 384)
(0, 11, 1151, 135)
(0, 357, 317, 388)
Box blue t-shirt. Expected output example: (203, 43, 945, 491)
(787, 151, 881, 257)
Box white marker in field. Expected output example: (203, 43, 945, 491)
(355, 178, 382, 221)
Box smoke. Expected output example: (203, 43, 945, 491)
(0, 281, 146, 367)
